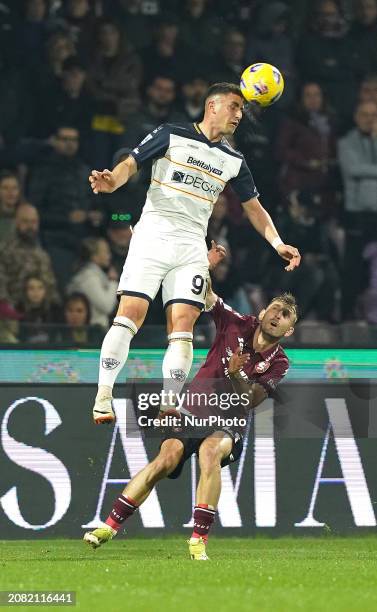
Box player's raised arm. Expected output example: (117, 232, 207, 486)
(242, 197, 301, 272)
(89, 155, 138, 194)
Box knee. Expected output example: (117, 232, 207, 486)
(171, 314, 197, 332)
(117, 299, 148, 329)
(146, 450, 181, 484)
(199, 445, 222, 477)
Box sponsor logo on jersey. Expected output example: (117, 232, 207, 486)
(171, 170, 222, 197)
(186, 156, 223, 176)
(254, 360, 270, 374)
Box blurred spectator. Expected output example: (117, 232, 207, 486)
(57, 291, 104, 346)
(86, 18, 142, 165)
(297, 0, 361, 124)
(358, 74, 377, 105)
(106, 219, 133, 277)
(363, 241, 377, 323)
(350, 0, 377, 73)
(36, 56, 95, 151)
(0, 171, 22, 244)
(276, 82, 337, 195)
(338, 100, 377, 317)
(123, 75, 184, 145)
(0, 203, 60, 313)
(211, 256, 251, 314)
(108, 0, 155, 50)
(119, 74, 185, 206)
(28, 125, 99, 289)
(207, 193, 230, 251)
(140, 15, 197, 85)
(17, 274, 61, 343)
(54, 0, 97, 61)
(17, 0, 49, 65)
(266, 190, 341, 321)
(235, 104, 281, 210)
(87, 19, 142, 121)
(179, 0, 223, 56)
(246, 2, 296, 109)
(67, 237, 118, 328)
(0, 51, 34, 153)
(212, 28, 246, 84)
(180, 76, 208, 122)
(35, 31, 76, 104)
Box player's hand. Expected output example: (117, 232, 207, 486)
(276, 243, 301, 271)
(228, 346, 250, 376)
(208, 240, 227, 270)
(89, 169, 117, 194)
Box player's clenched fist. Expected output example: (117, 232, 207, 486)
(89, 169, 117, 194)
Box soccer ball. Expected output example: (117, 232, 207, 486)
(240, 63, 284, 107)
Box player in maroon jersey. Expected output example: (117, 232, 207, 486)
(84, 245, 298, 559)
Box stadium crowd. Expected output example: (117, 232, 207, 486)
(0, 0, 377, 345)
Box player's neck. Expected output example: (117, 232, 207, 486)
(254, 326, 279, 353)
(197, 120, 223, 142)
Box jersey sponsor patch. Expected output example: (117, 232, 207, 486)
(171, 170, 222, 197)
(254, 360, 271, 374)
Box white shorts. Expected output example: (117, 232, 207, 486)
(117, 228, 209, 309)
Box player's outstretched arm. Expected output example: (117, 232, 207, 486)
(89, 155, 138, 194)
(242, 197, 301, 271)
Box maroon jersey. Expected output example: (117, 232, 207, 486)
(196, 297, 289, 392)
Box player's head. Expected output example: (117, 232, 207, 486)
(203, 82, 244, 135)
(258, 292, 298, 340)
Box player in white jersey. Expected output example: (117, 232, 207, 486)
(89, 82, 301, 424)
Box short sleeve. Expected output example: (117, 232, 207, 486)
(229, 157, 259, 203)
(251, 357, 289, 396)
(129, 124, 170, 167)
(210, 297, 254, 330)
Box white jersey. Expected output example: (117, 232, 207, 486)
(130, 122, 259, 239)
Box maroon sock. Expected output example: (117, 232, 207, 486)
(191, 504, 216, 543)
(105, 494, 138, 531)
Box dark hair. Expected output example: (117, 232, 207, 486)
(64, 292, 91, 325)
(0, 170, 19, 185)
(205, 82, 243, 102)
(270, 292, 298, 323)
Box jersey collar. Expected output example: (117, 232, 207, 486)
(193, 123, 225, 147)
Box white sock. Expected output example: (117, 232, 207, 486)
(161, 331, 193, 411)
(98, 316, 138, 391)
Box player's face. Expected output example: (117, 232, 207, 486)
(260, 301, 295, 339)
(215, 94, 244, 135)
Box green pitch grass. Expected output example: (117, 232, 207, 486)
(1, 537, 377, 612)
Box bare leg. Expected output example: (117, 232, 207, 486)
(196, 432, 233, 507)
(123, 439, 184, 505)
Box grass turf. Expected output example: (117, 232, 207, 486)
(1, 537, 377, 612)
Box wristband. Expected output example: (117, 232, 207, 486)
(271, 237, 283, 250)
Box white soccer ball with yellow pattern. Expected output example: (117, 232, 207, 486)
(240, 63, 284, 107)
